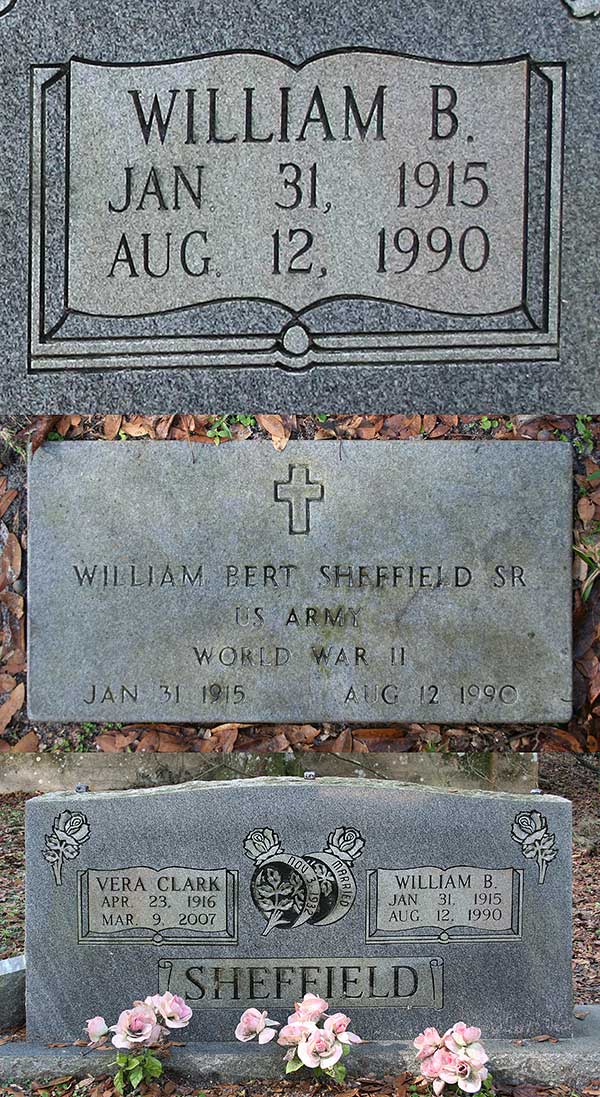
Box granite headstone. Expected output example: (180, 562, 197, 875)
(25, 777, 573, 1042)
(27, 440, 573, 724)
(0, 0, 599, 411)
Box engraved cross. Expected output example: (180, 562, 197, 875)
(274, 465, 324, 535)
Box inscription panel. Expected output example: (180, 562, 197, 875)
(78, 867, 238, 944)
(1, 0, 599, 412)
(27, 441, 573, 724)
(29, 49, 563, 373)
(366, 866, 522, 942)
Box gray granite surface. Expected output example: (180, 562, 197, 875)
(27, 440, 573, 724)
(0, 957, 25, 1033)
(0, 0, 598, 411)
(25, 778, 573, 1042)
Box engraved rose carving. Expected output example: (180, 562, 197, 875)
(324, 826, 365, 864)
(511, 810, 557, 884)
(243, 827, 283, 866)
(43, 810, 91, 885)
(562, 0, 600, 17)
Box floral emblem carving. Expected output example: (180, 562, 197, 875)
(511, 810, 557, 884)
(43, 810, 91, 885)
(244, 825, 365, 936)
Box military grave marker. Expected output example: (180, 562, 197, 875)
(27, 440, 573, 724)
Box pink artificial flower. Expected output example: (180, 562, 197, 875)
(443, 1024, 488, 1071)
(448, 1023, 482, 1046)
(432, 1048, 489, 1094)
(297, 1026, 343, 1070)
(145, 992, 192, 1029)
(235, 1007, 279, 1044)
(455, 1059, 489, 1094)
(324, 1013, 361, 1045)
(414, 1026, 443, 1061)
(86, 1016, 108, 1043)
(277, 1021, 314, 1047)
(110, 1002, 163, 1050)
(288, 992, 329, 1023)
(421, 1047, 453, 1080)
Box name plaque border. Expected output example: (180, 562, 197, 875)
(157, 954, 446, 1010)
(77, 866, 239, 946)
(365, 865, 524, 943)
(28, 48, 565, 375)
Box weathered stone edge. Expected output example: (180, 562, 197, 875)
(0, 1008, 598, 1089)
(29, 776, 569, 806)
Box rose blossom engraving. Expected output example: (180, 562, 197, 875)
(43, 810, 91, 885)
(511, 810, 558, 884)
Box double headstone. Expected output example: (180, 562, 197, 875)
(25, 777, 573, 1042)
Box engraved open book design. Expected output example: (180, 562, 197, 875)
(30, 50, 564, 373)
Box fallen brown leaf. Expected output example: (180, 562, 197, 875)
(196, 723, 240, 752)
(578, 496, 595, 524)
(0, 681, 25, 734)
(0, 531, 22, 590)
(103, 415, 122, 440)
(0, 489, 17, 520)
(0, 591, 24, 617)
(11, 730, 40, 752)
(256, 414, 293, 451)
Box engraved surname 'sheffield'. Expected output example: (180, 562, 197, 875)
(158, 955, 444, 1009)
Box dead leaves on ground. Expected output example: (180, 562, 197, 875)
(3, 1073, 600, 1097)
(0, 472, 27, 748)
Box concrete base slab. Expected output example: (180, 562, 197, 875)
(0, 1008, 598, 1090)
(0, 751, 539, 795)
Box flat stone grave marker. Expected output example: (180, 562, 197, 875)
(27, 440, 572, 725)
(25, 777, 573, 1042)
(0, 0, 599, 411)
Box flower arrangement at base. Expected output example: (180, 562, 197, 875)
(85, 992, 192, 1093)
(234, 993, 362, 1083)
(413, 1023, 493, 1096)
